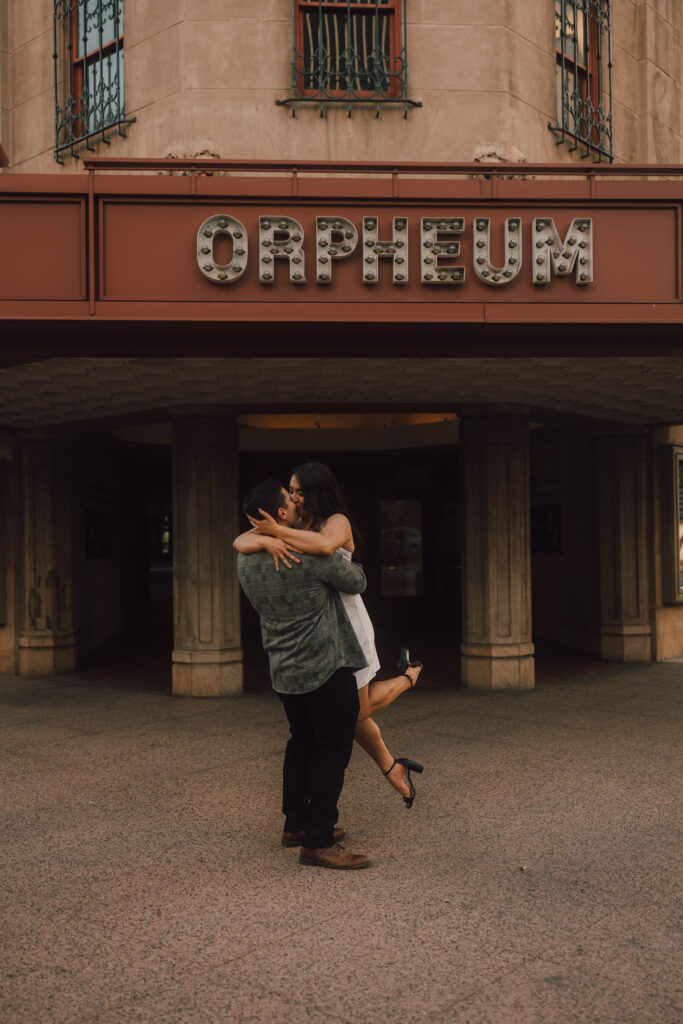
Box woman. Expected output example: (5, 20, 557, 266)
(234, 461, 424, 807)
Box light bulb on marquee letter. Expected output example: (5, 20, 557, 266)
(473, 217, 522, 285)
(259, 216, 306, 284)
(532, 218, 593, 285)
(316, 217, 358, 284)
(421, 218, 465, 285)
(196, 214, 248, 283)
(361, 217, 409, 285)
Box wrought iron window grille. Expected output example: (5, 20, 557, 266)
(277, 0, 421, 117)
(549, 0, 613, 162)
(53, 0, 134, 162)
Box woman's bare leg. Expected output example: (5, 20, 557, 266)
(356, 664, 421, 722)
(354, 714, 410, 799)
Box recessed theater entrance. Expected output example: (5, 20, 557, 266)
(85, 413, 462, 690)
(79, 431, 173, 686)
(238, 412, 461, 689)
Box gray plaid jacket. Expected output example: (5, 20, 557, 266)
(237, 550, 368, 694)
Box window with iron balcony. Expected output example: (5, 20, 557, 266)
(550, 0, 613, 162)
(277, 0, 421, 117)
(53, 0, 134, 161)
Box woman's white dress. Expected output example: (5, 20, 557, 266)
(339, 547, 380, 689)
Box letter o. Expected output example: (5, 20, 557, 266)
(196, 215, 248, 283)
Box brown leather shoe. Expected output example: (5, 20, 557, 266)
(299, 843, 371, 870)
(282, 825, 345, 848)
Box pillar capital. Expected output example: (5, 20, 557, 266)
(458, 404, 531, 421)
(20, 437, 74, 470)
(589, 425, 648, 441)
(169, 406, 240, 424)
(0, 428, 16, 463)
(171, 414, 238, 450)
(18, 428, 74, 444)
(459, 411, 531, 450)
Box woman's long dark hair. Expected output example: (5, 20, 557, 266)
(290, 462, 348, 530)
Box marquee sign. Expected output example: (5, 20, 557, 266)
(2, 171, 681, 320)
(196, 214, 594, 288)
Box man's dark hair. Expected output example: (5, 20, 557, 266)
(243, 478, 288, 520)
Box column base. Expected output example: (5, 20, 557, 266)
(19, 632, 78, 675)
(172, 648, 243, 697)
(461, 642, 535, 690)
(598, 625, 651, 663)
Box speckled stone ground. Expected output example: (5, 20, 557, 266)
(1, 662, 681, 1024)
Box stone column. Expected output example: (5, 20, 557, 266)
(171, 415, 243, 696)
(0, 429, 19, 674)
(19, 438, 78, 675)
(460, 410, 534, 689)
(595, 435, 651, 661)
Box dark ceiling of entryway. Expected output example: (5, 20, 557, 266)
(0, 356, 682, 429)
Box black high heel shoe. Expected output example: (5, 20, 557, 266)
(383, 757, 424, 809)
(397, 648, 423, 685)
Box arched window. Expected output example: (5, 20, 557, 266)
(53, 0, 134, 161)
(550, 0, 613, 161)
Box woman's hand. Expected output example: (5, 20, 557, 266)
(262, 536, 301, 571)
(247, 508, 281, 538)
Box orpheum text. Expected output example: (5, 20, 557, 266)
(196, 215, 594, 288)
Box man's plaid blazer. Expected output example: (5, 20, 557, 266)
(237, 550, 369, 694)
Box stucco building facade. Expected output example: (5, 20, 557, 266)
(0, 1, 683, 694)
(2, 2, 682, 170)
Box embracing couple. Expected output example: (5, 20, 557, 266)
(235, 461, 424, 870)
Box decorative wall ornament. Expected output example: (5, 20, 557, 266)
(472, 144, 530, 181)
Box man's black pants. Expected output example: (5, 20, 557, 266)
(278, 667, 360, 849)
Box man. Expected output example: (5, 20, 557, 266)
(237, 478, 371, 870)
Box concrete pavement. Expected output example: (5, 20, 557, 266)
(1, 661, 681, 1023)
